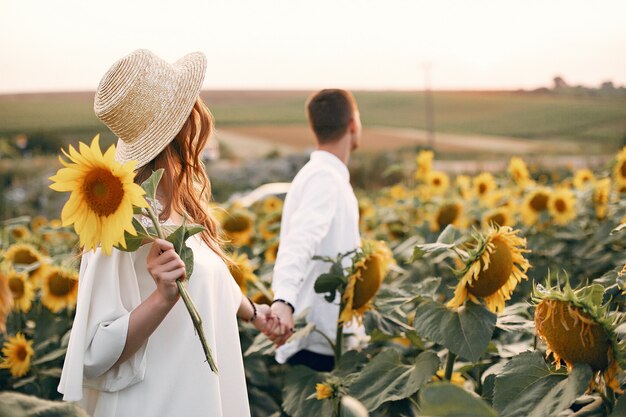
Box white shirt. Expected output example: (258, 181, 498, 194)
(58, 233, 251, 417)
(272, 150, 363, 363)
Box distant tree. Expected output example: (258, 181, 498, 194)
(553, 76, 569, 89)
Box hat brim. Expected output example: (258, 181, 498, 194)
(114, 52, 207, 169)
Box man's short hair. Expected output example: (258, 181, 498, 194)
(306, 89, 358, 144)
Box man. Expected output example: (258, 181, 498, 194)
(266, 89, 364, 372)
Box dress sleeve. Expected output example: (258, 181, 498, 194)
(58, 248, 146, 401)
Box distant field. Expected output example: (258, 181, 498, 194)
(0, 90, 624, 154)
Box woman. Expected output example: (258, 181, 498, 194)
(58, 49, 269, 417)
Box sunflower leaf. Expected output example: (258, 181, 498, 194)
(413, 300, 496, 362)
(348, 349, 439, 411)
(117, 217, 152, 252)
(140, 169, 164, 201)
(419, 382, 498, 417)
(282, 365, 334, 417)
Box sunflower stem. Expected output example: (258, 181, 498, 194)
(444, 351, 457, 381)
(145, 204, 218, 374)
(334, 301, 345, 367)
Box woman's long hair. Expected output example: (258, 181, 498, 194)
(135, 98, 227, 263)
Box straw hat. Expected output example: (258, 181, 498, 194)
(94, 49, 207, 169)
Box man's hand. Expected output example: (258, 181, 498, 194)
(251, 304, 274, 333)
(265, 302, 295, 347)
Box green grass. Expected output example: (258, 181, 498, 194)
(0, 91, 624, 148)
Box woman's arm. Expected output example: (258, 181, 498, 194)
(112, 239, 184, 369)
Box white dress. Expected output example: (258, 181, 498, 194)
(58, 234, 251, 417)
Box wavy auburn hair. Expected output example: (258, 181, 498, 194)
(135, 98, 227, 262)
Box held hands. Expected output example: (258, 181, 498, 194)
(147, 239, 186, 304)
(264, 302, 295, 347)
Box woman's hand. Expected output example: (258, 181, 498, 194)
(147, 239, 185, 304)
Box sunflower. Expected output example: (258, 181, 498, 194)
(573, 169, 596, 190)
(251, 289, 273, 306)
(40, 266, 78, 313)
(548, 188, 576, 226)
(221, 209, 255, 246)
(612, 146, 626, 186)
(227, 252, 257, 294)
(481, 207, 514, 229)
(0, 269, 11, 333)
(258, 212, 281, 241)
(340, 240, 394, 323)
(8, 225, 30, 241)
(48, 135, 148, 255)
(433, 369, 466, 386)
(533, 279, 625, 392)
(473, 173, 497, 201)
(389, 184, 409, 200)
(3, 243, 48, 287)
(30, 215, 48, 233)
(455, 175, 472, 200)
(520, 187, 551, 226)
(426, 171, 450, 196)
(448, 226, 530, 313)
(264, 240, 279, 263)
(431, 202, 463, 232)
(6, 269, 34, 313)
(508, 157, 531, 186)
(262, 196, 283, 213)
(415, 150, 434, 181)
(0, 333, 34, 377)
(315, 383, 334, 400)
(593, 178, 611, 220)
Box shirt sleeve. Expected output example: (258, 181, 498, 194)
(58, 248, 146, 401)
(271, 170, 340, 308)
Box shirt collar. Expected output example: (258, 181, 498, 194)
(310, 150, 350, 181)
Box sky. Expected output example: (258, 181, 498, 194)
(1, 0, 625, 93)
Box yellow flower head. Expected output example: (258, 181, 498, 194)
(426, 171, 450, 196)
(481, 207, 514, 230)
(0, 333, 34, 377)
(262, 196, 283, 213)
(548, 188, 576, 226)
(221, 208, 255, 246)
(521, 187, 551, 226)
(315, 383, 334, 400)
(431, 202, 463, 232)
(264, 240, 279, 264)
(455, 175, 472, 200)
(593, 178, 611, 220)
(41, 266, 79, 313)
(473, 173, 497, 200)
(573, 169, 596, 190)
(3, 243, 48, 287)
(258, 212, 281, 241)
(0, 268, 11, 333)
(415, 150, 435, 180)
(48, 135, 149, 255)
(8, 225, 30, 241)
(389, 184, 409, 200)
(533, 279, 625, 393)
(228, 252, 257, 294)
(30, 216, 48, 233)
(612, 147, 626, 186)
(434, 369, 466, 386)
(341, 240, 395, 323)
(6, 269, 34, 313)
(508, 157, 531, 186)
(448, 226, 530, 313)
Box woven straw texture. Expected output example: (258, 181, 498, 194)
(94, 49, 207, 168)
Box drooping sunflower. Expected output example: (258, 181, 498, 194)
(426, 171, 450, 196)
(612, 146, 626, 186)
(48, 135, 149, 255)
(8, 225, 30, 241)
(430, 202, 463, 232)
(573, 169, 596, 190)
(227, 252, 257, 294)
(481, 207, 514, 230)
(473, 172, 497, 201)
(221, 208, 255, 246)
(40, 266, 79, 313)
(3, 243, 48, 287)
(262, 195, 283, 213)
(508, 157, 532, 186)
(340, 240, 394, 323)
(448, 226, 530, 313)
(533, 278, 625, 392)
(415, 150, 434, 181)
(6, 269, 34, 313)
(520, 187, 551, 226)
(593, 178, 611, 220)
(0, 333, 34, 377)
(548, 188, 576, 226)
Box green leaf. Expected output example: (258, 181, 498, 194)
(117, 217, 151, 252)
(413, 300, 496, 362)
(610, 394, 626, 417)
(32, 347, 66, 366)
(314, 273, 344, 298)
(140, 169, 164, 200)
(419, 382, 498, 417)
(282, 366, 334, 417)
(493, 351, 592, 417)
(348, 349, 439, 411)
(437, 224, 458, 244)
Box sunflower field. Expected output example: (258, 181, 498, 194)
(3, 147, 626, 417)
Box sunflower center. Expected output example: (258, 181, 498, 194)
(16, 345, 28, 361)
(11, 228, 27, 239)
(437, 204, 459, 228)
(529, 193, 549, 212)
(487, 213, 506, 227)
(620, 161, 626, 177)
(535, 300, 610, 371)
(468, 238, 513, 297)
(48, 272, 76, 297)
(82, 168, 125, 216)
(353, 255, 383, 310)
(8, 277, 24, 299)
(555, 199, 567, 213)
(223, 216, 251, 233)
(12, 249, 37, 265)
(433, 178, 442, 186)
(478, 183, 487, 195)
